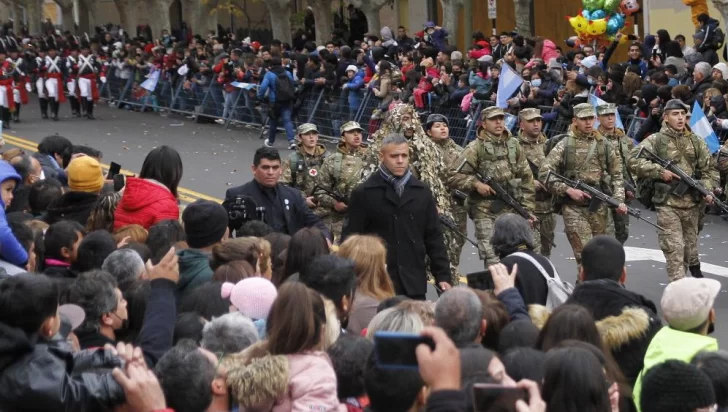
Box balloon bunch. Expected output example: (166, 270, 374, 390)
(567, 0, 640, 47)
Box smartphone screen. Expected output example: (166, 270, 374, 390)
(106, 162, 121, 179)
(373, 331, 435, 370)
(466, 270, 493, 291)
(472, 384, 528, 412)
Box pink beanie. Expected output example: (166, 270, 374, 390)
(221, 277, 278, 320)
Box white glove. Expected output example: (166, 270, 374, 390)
(25, 83, 31, 92)
(101, 76, 107, 84)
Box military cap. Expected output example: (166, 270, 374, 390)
(340, 121, 364, 135)
(297, 123, 318, 135)
(425, 113, 449, 129)
(519, 108, 542, 120)
(573, 103, 596, 118)
(664, 99, 690, 113)
(596, 103, 618, 116)
(481, 106, 505, 119)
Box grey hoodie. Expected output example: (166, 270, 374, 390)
(380, 26, 398, 48)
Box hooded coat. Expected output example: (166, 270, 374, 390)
(176, 248, 213, 299)
(45, 191, 99, 226)
(224, 341, 346, 412)
(0, 161, 28, 266)
(0, 322, 126, 410)
(113, 177, 179, 230)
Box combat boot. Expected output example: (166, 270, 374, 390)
(689, 264, 703, 278)
(39, 98, 48, 119)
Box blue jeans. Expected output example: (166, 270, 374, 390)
(268, 103, 295, 143)
(222, 89, 240, 121)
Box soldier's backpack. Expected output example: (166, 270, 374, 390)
(510, 252, 573, 310)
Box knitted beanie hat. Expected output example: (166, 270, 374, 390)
(640, 359, 716, 412)
(68, 156, 105, 193)
(221, 277, 278, 320)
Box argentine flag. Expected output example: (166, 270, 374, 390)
(496, 64, 523, 109)
(590, 94, 624, 130)
(690, 101, 721, 154)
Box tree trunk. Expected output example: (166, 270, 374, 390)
(114, 0, 139, 33)
(349, 0, 389, 35)
(185, 0, 216, 35)
(54, 0, 75, 31)
(439, 0, 463, 42)
(262, 0, 292, 44)
(79, 0, 96, 31)
(25, 0, 43, 35)
(306, 0, 333, 44)
(152, 0, 175, 38)
(713, 0, 728, 29)
(512, 0, 533, 37)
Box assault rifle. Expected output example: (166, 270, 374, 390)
(439, 215, 478, 247)
(312, 184, 348, 204)
(456, 159, 556, 248)
(637, 147, 728, 215)
(545, 170, 665, 231)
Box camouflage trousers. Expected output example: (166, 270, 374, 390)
(444, 204, 468, 285)
(323, 215, 345, 245)
(473, 211, 536, 267)
(606, 208, 630, 244)
(562, 205, 608, 272)
(532, 212, 556, 258)
(656, 205, 700, 282)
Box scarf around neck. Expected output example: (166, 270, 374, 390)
(379, 163, 412, 197)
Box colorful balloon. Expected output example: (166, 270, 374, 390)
(591, 9, 607, 19)
(582, 0, 605, 11)
(620, 0, 640, 16)
(606, 15, 625, 35)
(568, 14, 589, 35)
(585, 18, 608, 37)
(603, 0, 621, 12)
(582, 9, 592, 20)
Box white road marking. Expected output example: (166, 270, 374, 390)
(624, 246, 728, 279)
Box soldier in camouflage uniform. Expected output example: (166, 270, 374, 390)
(597, 103, 635, 244)
(363, 103, 461, 284)
(629, 99, 718, 281)
(539, 103, 627, 272)
(315, 121, 368, 244)
(425, 113, 468, 270)
(517, 108, 555, 257)
(448, 106, 537, 266)
(280, 123, 330, 218)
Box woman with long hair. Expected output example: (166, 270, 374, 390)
(114, 146, 183, 229)
(542, 346, 614, 412)
(277, 227, 329, 286)
(224, 282, 343, 411)
(337, 235, 395, 334)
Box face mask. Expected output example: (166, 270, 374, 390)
(39, 170, 45, 181)
(367, 40, 373, 47)
(588, 77, 596, 85)
(426, 29, 435, 35)
(531, 79, 542, 87)
(375, 65, 380, 73)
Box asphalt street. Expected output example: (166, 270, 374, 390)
(5, 97, 728, 345)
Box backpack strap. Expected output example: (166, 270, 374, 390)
(289, 152, 302, 186)
(510, 252, 562, 282)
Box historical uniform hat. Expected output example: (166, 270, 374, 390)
(573, 103, 596, 118)
(340, 121, 364, 135)
(297, 123, 318, 135)
(519, 108, 542, 120)
(596, 103, 618, 116)
(481, 106, 505, 119)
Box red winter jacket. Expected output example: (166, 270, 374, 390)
(113, 177, 179, 230)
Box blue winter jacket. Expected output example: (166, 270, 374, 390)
(344, 69, 366, 112)
(257, 66, 294, 104)
(0, 161, 28, 266)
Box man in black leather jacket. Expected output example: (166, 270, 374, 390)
(0, 274, 126, 410)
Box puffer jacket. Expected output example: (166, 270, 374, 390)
(226, 341, 346, 412)
(0, 161, 27, 266)
(113, 177, 179, 230)
(0, 322, 126, 411)
(45, 191, 99, 226)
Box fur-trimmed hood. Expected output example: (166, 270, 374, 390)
(224, 341, 344, 412)
(529, 305, 660, 349)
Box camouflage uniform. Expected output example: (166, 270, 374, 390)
(517, 109, 555, 257)
(431, 123, 468, 270)
(317, 121, 368, 244)
(280, 123, 330, 219)
(629, 110, 717, 281)
(539, 104, 624, 271)
(363, 104, 461, 284)
(598, 104, 635, 244)
(448, 106, 536, 266)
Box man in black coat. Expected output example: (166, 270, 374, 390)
(566, 235, 663, 386)
(342, 133, 451, 299)
(223, 147, 331, 240)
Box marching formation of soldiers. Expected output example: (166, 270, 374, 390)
(282, 99, 727, 284)
(0, 35, 102, 127)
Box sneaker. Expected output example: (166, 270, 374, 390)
(288, 141, 297, 150)
(185, 114, 196, 120)
(214, 118, 225, 125)
(264, 139, 273, 147)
